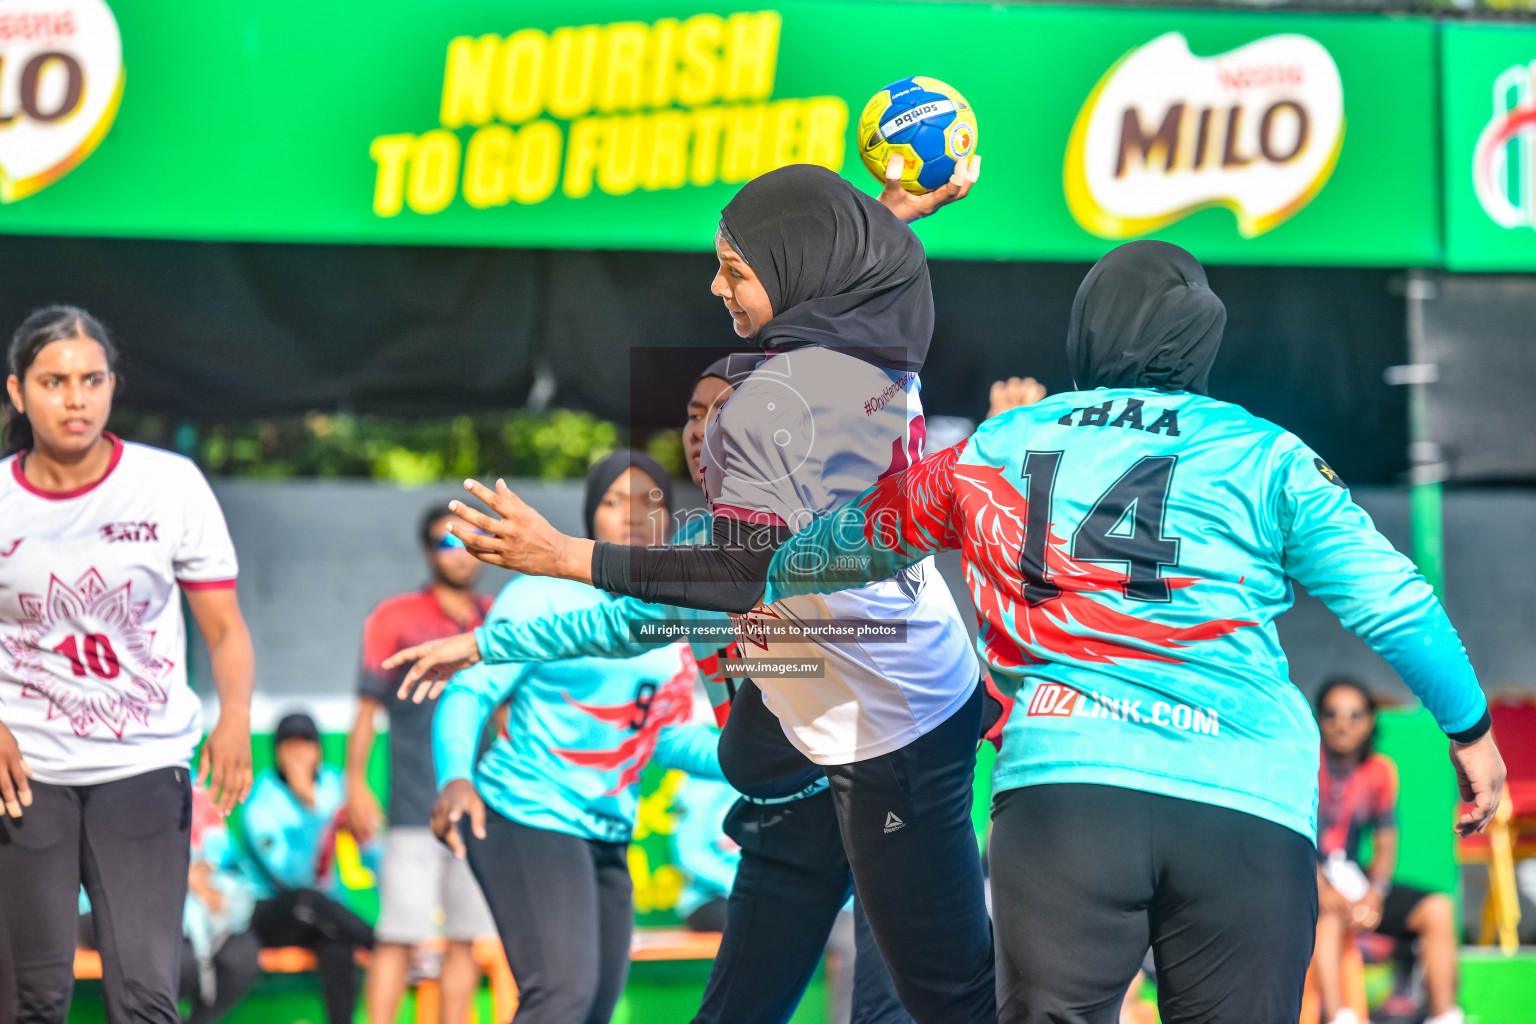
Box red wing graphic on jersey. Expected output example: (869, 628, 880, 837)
(949, 464, 1255, 664)
(0, 569, 174, 738)
(550, 652, 698, 795)
(861, 440, 966, 554)
(857, 452, 1254, 666)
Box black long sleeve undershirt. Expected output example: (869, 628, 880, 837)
(589, 517, 792, 613)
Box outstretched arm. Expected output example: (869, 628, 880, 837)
(391, 594, 737, 703)
(1275, 436, 1504, 834)
(436, 480, 786, 613)
(766, 441, 967, 603)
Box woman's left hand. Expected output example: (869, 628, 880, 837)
(198, 710, 252, 816)
(878, 154, 981, 224)
(447, 479, 595, 584)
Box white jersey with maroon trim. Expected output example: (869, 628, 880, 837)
(701, 346, 978, 764)
(0, 437, 238, 785)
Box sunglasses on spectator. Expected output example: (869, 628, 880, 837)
(1320, 709, 1370, 722)
(434, 529, 483, 551)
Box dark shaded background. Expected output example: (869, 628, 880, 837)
(0, 236, 1408, 482)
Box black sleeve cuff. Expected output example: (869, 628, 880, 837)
(1447, 708, 1493, 744)
(590, 541, 624, 595)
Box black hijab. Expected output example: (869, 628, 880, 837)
(693, 352, 760, 391)
(719, 164, 933, 373)
(583, 449, 672, 539)
(1066, 240, 1226, 395)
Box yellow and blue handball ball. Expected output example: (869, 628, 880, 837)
(858, 76, 978, 195)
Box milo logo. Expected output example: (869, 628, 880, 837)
(0, 0, 123, 203)
(1064, 32, 1344, 239)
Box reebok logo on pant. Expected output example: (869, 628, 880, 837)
(884, 812, 905, 834)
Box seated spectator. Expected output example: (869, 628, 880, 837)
(671, 775, 741, 933)
(1314, 678, 1463, 1024)
(237, 713, 374, 1024)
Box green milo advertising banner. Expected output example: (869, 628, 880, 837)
(0, 0, 1441, 265)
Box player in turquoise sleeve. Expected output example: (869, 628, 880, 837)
(765, 242, 1506, 1024)
(468, 512, 739, 721)
(431, 450, 729, 1024)
(433, 571, 722, 843)
(770, 396, 1487, 838)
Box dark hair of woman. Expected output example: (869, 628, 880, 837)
(1315, 675, 1379, 760)
(3, 304, 119, 457)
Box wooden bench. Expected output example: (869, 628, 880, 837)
(75, 929, 721, 1022)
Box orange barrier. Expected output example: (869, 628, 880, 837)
(75, 928, 720, 1023)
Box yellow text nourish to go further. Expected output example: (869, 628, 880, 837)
(368, 12, 850, 217)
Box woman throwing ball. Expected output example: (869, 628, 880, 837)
(410, 164, 996, 1023)
(0, 306, 255, 1024)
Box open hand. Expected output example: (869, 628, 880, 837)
(0, 719, 32, 819)
(387, 631, 482, 704)
(431, 778, 486, 859)
(197, 710, 252, 816)
(446, 479, 594, 583)
(1451, 730, 1507, 836)
(878, 153, 980, 224)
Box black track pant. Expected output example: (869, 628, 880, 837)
(692, 790, 916, 1024)
(0, 766, 191, 1024)
(179, 931, 262, 1024)
(990, 784, 1317, 1024)
(467, 811, 632, 1024)
(698, 680, 918, 1024)
(825, 683, 995, 1024)
(251, 890, 373, 1024)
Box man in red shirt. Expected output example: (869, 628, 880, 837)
(1315, 677, 1464, 1024)
(345, 505, 496, 1024)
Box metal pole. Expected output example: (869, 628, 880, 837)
(1393, 271, 1447, 601)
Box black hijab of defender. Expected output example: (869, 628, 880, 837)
(1067, 240, 1227, 395)
(719, 164, 934, 374)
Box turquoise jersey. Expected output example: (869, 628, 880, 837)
(436, 573, 724, 844)
(671, 774, 742, 921)
(234, 767, 346, 898)
(767, 388, 1488, 840)
(473, 515, 743, 721)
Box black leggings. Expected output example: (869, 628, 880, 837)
(693, 788, 856, 1024)
(823, 683, 995, 1024)
(467, 812, 632, 1024)
(990, 784, 1317, 1024)
(251, 890, 373, 1024)
(702, 680, 985, 1024)
(0, 766, 191, 1024)
(179, 931, 262, 1024)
